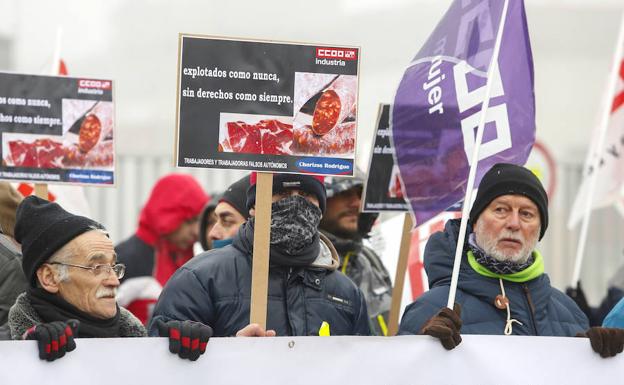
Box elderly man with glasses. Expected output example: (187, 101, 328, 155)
(6, 196, 148, 361)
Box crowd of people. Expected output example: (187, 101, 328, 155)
(1, 163, 624, 362)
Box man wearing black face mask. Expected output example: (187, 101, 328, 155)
(148, 173, 370, 341)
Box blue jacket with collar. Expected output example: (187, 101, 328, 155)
(149, 223, 370, 337)
(399, 219, 588, 336)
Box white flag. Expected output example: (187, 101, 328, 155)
(568, 59, 624, 228)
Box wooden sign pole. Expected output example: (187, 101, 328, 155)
(249, 172, 273, 328)
(387, 212, 414, 336)
(34, 183, 48, 199)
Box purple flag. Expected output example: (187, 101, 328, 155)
(391, 0, 535, 225)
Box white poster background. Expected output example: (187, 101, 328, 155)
(0, 335, 622, 385)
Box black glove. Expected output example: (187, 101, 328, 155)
(577, 327, 624, 358)
(157, 320, 213, 361)
(420, 303, 462, 350)
(23, 320, 79, 361)
(566, 281, 591, 317)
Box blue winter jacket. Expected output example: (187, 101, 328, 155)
(148, 224, 370, 337)
(603, 297, 624, 328)
(399, 219, 589, 336)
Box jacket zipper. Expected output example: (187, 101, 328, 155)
(284, 267, 294, 336)
(522, 284, 539, 336)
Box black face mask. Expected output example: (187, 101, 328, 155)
(270, 195, 322, 256)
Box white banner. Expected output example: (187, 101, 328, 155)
(0, 335, 622, 385)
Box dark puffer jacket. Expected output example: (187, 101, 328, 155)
(399, 219, 588, 336)
(149, 224, 370, 337)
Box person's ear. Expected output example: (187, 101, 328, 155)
(36, 264, 60, 293)
(249, 207, 255, 217)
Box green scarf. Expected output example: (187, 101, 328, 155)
(467, 250, 544, 283)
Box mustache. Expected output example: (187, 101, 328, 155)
(96, 287, 118, 299)
(338, 209, 359, 218)
(496, 231, 523, 243)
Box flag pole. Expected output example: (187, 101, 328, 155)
(34, 26, 64, 200)
(570, 11, 624, 287)
(446, 0, 510, 309)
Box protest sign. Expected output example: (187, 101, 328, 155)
(175, 35, 360, 176)
(0, 72, 114, 185)
(391, 0, 535, 226)
(362, 104, 409, 212)
(1, 335, 622, 385)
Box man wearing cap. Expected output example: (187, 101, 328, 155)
(321, 175, 392, 336)
(7, 196, 148, 361)
(202, 174, 250, 250)
(149, 173, 370, 340)
(398, 163, 624, 358)
(115, 174, 209, 325)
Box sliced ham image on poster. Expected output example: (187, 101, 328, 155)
(176, 35, 359, 176)
(218, 113, 293, 155)
(0, 72, 114, 185)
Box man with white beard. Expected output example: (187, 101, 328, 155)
(399, 163, 624, 358)
(6, 197, 176, 362)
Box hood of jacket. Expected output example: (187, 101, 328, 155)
(134, 174, 209, 286)
(136, 174, 209, 244)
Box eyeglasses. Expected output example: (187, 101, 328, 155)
(48, 262, 125, 279)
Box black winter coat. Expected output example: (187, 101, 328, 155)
(149, 224, 370, 337)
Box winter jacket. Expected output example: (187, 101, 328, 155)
(0, 235, 27, 326)
(149, 225, 370, 337)
(8, 293, 146, 339)
(399, 219, 589, 336)
(116, 174, 209, 325)
(603, 297, 624, 328)
(321, 230, 392, 336)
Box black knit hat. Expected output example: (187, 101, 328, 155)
(15, 196, 105, 287)
(469, 163, 548, 240)
(198, 197, 219, 251)
(221, 175, 251, 219)
(247, 173, 327, 213)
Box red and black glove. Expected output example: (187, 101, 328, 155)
(23, 319, 79, 361)
(157, 320, 213, 361)
(577, 327, 624, 358)
(420, 303, 462, 350)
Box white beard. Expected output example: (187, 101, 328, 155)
(474, 221, 539, 264)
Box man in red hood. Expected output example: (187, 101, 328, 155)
(115, 174, 209, 324)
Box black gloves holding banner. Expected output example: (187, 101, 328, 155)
(23, 319, 79, 361)
(578, 327, 624, 358)
(420, 303, 462, 350)
(157, 320, 213, 361)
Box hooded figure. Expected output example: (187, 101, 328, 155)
(116, 174, 209, 324)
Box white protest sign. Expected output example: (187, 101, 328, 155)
(1, 335, 622, 385)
